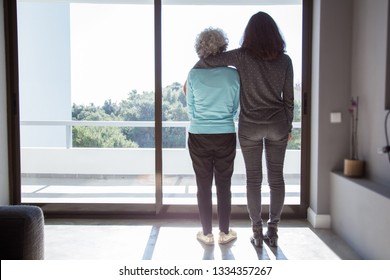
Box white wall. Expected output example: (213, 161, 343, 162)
(331, 173, 390, 259)
(0, 0, 9, 205)
(328, 0, 390, 259)
(18, 1, 71, 148)
(351, 0, 390, 185)
(309, 0, 390, 231)
(309, 0, 353, 227)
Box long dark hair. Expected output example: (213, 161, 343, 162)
(241, 12, 286, 60)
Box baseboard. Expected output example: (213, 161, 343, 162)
(307, 207, 331, 228)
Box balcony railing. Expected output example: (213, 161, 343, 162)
(20, 120, 301, 148)
(20, 120, 301, 204)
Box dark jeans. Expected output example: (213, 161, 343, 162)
(188, 133, 236, 235)
(238, 121, 289, 228)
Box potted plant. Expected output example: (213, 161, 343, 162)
(344, 96, 365, 177)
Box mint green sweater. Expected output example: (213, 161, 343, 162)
(186, 67, 240, 134)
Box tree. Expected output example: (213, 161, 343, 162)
(102, 99, 120, 116)
(72, 126, 138, 148)
(72, 102, 137, 148)
(162, 83, 188, 147)
(118, 90, 155, 148)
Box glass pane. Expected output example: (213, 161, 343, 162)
(161, 2, 302, 205)
(18, 1, 155, 204)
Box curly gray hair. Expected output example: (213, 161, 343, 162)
(194, 27, 229, 59)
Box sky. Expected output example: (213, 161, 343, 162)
(70, 4, 302, 105)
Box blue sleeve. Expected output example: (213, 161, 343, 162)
(233, 89, 240, 118)
(186, 72, 195, 120)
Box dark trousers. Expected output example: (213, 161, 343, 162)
(188, 133, 236, 235)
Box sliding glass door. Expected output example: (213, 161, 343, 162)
(9, 0, 308, 216)
(161, 2, 303, 207)
(18, 0, 157, 210)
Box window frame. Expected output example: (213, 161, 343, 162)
(4, 0, 312, 218)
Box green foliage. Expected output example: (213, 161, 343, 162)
(293, 83, 302, 122)
(287, 128, 301, 150)
(162, 127, 186, 148)
(72, 82, 302, 150)
(72, 102, 137, 148)
(102, 99, 120, 116)
(119, 90, 155, 121)
(72, 126, 138, 148)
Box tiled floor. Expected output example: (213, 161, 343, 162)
(44, 218, 362, 260)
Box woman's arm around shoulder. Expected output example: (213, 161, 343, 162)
(193, 48, 242, 69)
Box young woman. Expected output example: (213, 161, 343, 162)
(194, 12, 294, 247)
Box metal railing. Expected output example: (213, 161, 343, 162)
(20, 120, 301, 149)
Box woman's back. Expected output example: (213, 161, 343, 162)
(186, 66, 240, 134)
(194, 49, 294, 129)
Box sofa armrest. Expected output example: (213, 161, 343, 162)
(0, 205, 44, 260)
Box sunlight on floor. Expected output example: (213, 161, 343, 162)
(44, 224, 344, 260)
(154, 227, 341, 260)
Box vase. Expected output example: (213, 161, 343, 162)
(344, 159, 365, 177)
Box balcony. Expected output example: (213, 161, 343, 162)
(20, 120, 301, 205)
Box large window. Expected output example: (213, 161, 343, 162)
(161, 3, 303, 206)
(7, 0, 309, 216)
(18, 1, 156, 206)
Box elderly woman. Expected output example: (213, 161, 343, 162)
(185, 27, 240, 246)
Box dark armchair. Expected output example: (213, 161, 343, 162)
(0, 205, 44, 260)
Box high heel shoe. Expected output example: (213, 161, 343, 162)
(264, 226, 278, 247)
(250, 225, 263, 247)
